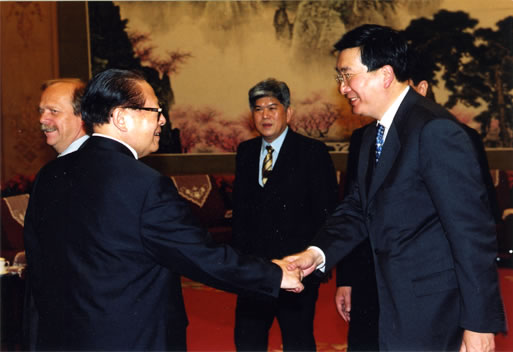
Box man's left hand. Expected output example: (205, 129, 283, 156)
(460, 330, 495, 352)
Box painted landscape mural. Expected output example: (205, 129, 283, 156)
(88, 0, 513, 152)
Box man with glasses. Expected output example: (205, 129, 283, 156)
(285, 24, 505, 351)
(333, 51, 441, 352)
(23, 68, 304, 351)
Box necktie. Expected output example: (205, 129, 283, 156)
(262, 145, 274, 186)
(375, 124, 385, 163)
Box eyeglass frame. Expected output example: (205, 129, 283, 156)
(334, 70, 367, 86)
(124, 106, 163, 119)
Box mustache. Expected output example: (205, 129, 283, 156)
(41, 124, 57, 133)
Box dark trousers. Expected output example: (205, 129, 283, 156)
(234, 283, 319, 352)
(346, 284, 379, 351)
(166, 325, 187, 351)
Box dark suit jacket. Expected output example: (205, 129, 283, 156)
(313, 89, 505, 350)
(232, 129, 338, 262)
(23, 136, 282, 351)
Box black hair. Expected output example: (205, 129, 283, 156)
(334, 24, 409, 82)
(81, 69, 146, 130)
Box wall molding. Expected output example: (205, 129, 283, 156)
(143, 149, 513, 175)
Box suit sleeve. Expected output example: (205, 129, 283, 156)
(419, 119, 505, 333)
(311, 177, 368, 271)
(139, 175, 282, 298)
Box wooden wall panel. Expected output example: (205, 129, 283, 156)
(1, 2, 59, 183)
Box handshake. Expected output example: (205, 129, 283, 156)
(273, 248, 325, 293)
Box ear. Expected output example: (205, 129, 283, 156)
(111, 107, 129, 132)
(415, 80, 429, 97)
(381, 65, 395, 88)
(286, 106, 293, 124)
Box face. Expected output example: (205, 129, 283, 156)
(252, 96, 292, 143)
(39, 82, 85, 153)
(336, 47, 385, 120)
(123, 81, 165, 158)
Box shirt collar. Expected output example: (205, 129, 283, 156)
(92, 133, 139, 159)
(58, 135, 90, 157)
(261, 126, 288, 154)
(378, 86, 410, 132)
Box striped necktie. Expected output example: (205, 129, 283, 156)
(262, 145, 274, 186)
(375, 124, 385, 163)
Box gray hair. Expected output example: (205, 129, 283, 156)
(248, 78, 290, 109)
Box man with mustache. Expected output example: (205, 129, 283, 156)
(20, 79, 89, 350)
(38, 78, 88, 156)
(24, 69, 304, 351)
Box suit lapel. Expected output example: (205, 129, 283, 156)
(250, 139, 263, 186)
(367, 124, 400, 202)
(366, 89, 419, 203)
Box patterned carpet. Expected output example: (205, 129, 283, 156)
(183, 268, 513, 352)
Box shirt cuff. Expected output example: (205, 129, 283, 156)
(307, 246, 326, 272)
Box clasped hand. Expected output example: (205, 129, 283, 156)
(273, 248, 325, 293)
(272, 259, 304, 293)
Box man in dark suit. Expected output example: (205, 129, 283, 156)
(333, 60, 453, 352)
(232, 78, 338, 351)
(23, 69, 304, 351)
(333, 67, 431, 352)
(285, 24, 505, 351)
(335, 50, 504, 351)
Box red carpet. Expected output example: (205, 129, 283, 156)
(183, 268, 513, 351)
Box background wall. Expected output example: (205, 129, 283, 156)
(96, 0, 512, 153)
(1, 2, 59, 184)
(0, 2, 88, 184)
(1, 0, 512, 185)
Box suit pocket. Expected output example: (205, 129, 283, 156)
(411, 269, 458, 297)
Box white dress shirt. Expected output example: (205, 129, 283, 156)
(258, 127, 288, 187)
(58, 135, 90, 157)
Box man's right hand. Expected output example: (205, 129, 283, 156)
(283, 248, 324, 278)
(335, 286, 352, 322)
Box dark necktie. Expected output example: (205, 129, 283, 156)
(375, 124, 385, 163)
(262, 145, 274, 186)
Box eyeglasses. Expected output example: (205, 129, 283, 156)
(335, 71, 366, 86)
(125, 106, 163, 119)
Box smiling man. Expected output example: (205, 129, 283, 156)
(38, 79, 88, 156)
(231, 78, 338, 351)
(285, 24, 505, 351)
(24, 69, 304, 351)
